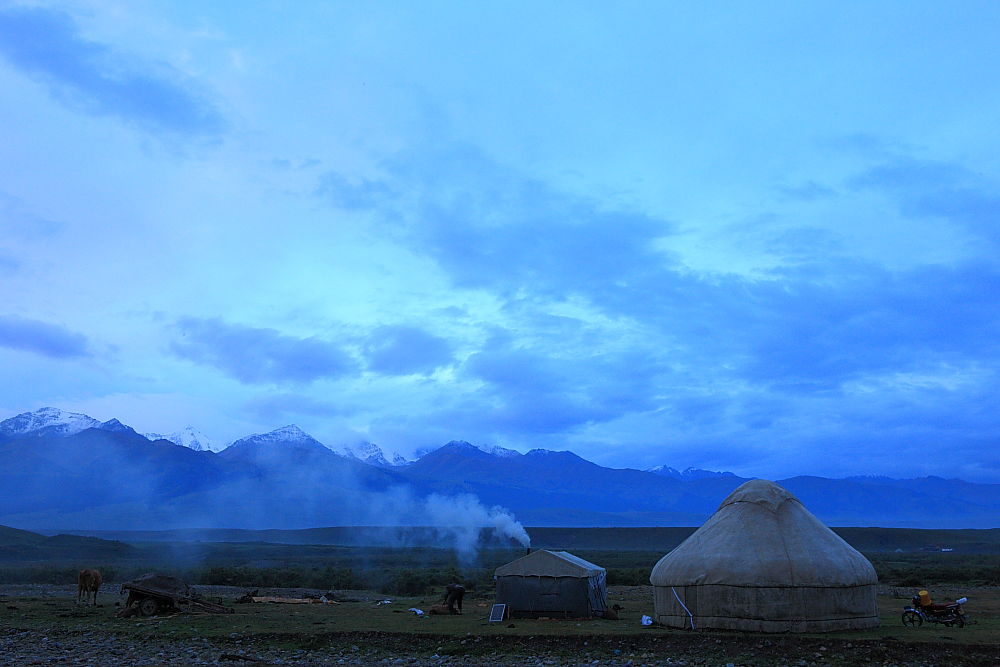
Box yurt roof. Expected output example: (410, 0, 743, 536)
(650, 479, 877, 587)
(495, 549, 605, 578)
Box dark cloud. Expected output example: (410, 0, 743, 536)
(849, 157, 1000, 247)
(849, 158, 969, 192)
(320, 146, 675, 299)
(172, 318, 357, 385)
(778, 180, 837, 201)
(415, 195, 670, 299)
(461, 338, 663, 435)
(362, 325, 453, 375)
(749, 378, 1000, 481)
(464, 346, 565, 395)
(321, 148, 861, 371)
(0, 192, 65, 239)
(316, 173, 395, 210)
(0, 6, 224, 137)
(0, 315, 89, 358)
(725, 262, 1000, 391)
(315, 145, 1000, 474)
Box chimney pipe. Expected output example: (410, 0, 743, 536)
(525, 547, 531, 556)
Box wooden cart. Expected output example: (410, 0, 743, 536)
(119, 574, 233, 616)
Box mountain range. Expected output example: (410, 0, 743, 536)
(2, 407, 999, 530)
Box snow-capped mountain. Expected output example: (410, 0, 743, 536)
(224, 424, 328, 452)
(0, 407, 152, 440)
(0, 407, 101, 438)
(5, 407, 1000, 529)
(412, 440, 520, 460)
(145, 426, 220, 453)
(646, 465, 737, 480)
(340, 441, 410, 468)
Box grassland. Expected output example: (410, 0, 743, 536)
(2, 583, 998, 666)
(1, 526, 999, 664)
(3, 541, 999, 593)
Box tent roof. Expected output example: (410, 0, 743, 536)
(650, 479, 877, 588)
(495, 549, 605, 578)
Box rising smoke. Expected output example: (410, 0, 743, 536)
(422, 493, 530, 562)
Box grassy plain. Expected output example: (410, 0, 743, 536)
(2, 584, 998, 666)
(2, 525, 999, 665)
(2, 585, 997, 642)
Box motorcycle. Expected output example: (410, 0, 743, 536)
(902, 593, 968, 628)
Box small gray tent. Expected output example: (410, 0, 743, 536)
(650, 479, 879, 632)
(495, 549, 607, 618)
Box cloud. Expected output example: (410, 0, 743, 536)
(362, 325, 454, 375)
(0, 315, 90, 358)
(0, 192, 64, 239)
(306, 144, 1000, 477)
(778, 180, 837, 201)
(316, 173, 395, 210)
(727, 261, 1000, 392)
(172, 318, 357, 385)
(849, 158, 968, 192)
(315, 144, 991, 404)
(320, 145, 676, 300)
(459, 335, 664, 435)
(0, 6, 224, 137)
(849, 156, 1000, 247)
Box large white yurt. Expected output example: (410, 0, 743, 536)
(650, 479, 879, 632)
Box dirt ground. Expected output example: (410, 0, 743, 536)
(1, 584, 997, 666)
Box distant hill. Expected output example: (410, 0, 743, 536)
(0, 524, 137, 561)
(41, 525, 1000, 555)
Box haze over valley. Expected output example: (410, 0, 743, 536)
(3, 407, 999, 533)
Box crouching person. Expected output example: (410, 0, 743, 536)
(444, 583, 465, 614)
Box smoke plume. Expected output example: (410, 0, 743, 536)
(422, 493, 530, 562)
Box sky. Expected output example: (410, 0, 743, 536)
(1, 1, 998, 482)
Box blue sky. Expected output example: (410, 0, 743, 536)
(1, 1, 998, 481)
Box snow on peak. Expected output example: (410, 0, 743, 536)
(270, 424, 311, 440)
(227, 424, 326, 450)
(646, 465, 736, 480)
(353, 441, 389, 466)
(0, 407, 101, 437)
(340, 441, 410, 467)
(478, 443, 520, 458)
(416, 440, 521, 460)
(414, 440, 521, 460)
(145, 426, 219, 452)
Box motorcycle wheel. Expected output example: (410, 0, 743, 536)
(902, 610, 922, 627)
(955, 616, 965, 628)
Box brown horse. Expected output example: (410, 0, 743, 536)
(77, 569, 102, 605)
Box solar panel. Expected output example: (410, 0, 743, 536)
(488, 603, 507, 622)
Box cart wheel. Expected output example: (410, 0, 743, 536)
(138, 597, 160, 617)
(902, 610, 922, 627)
